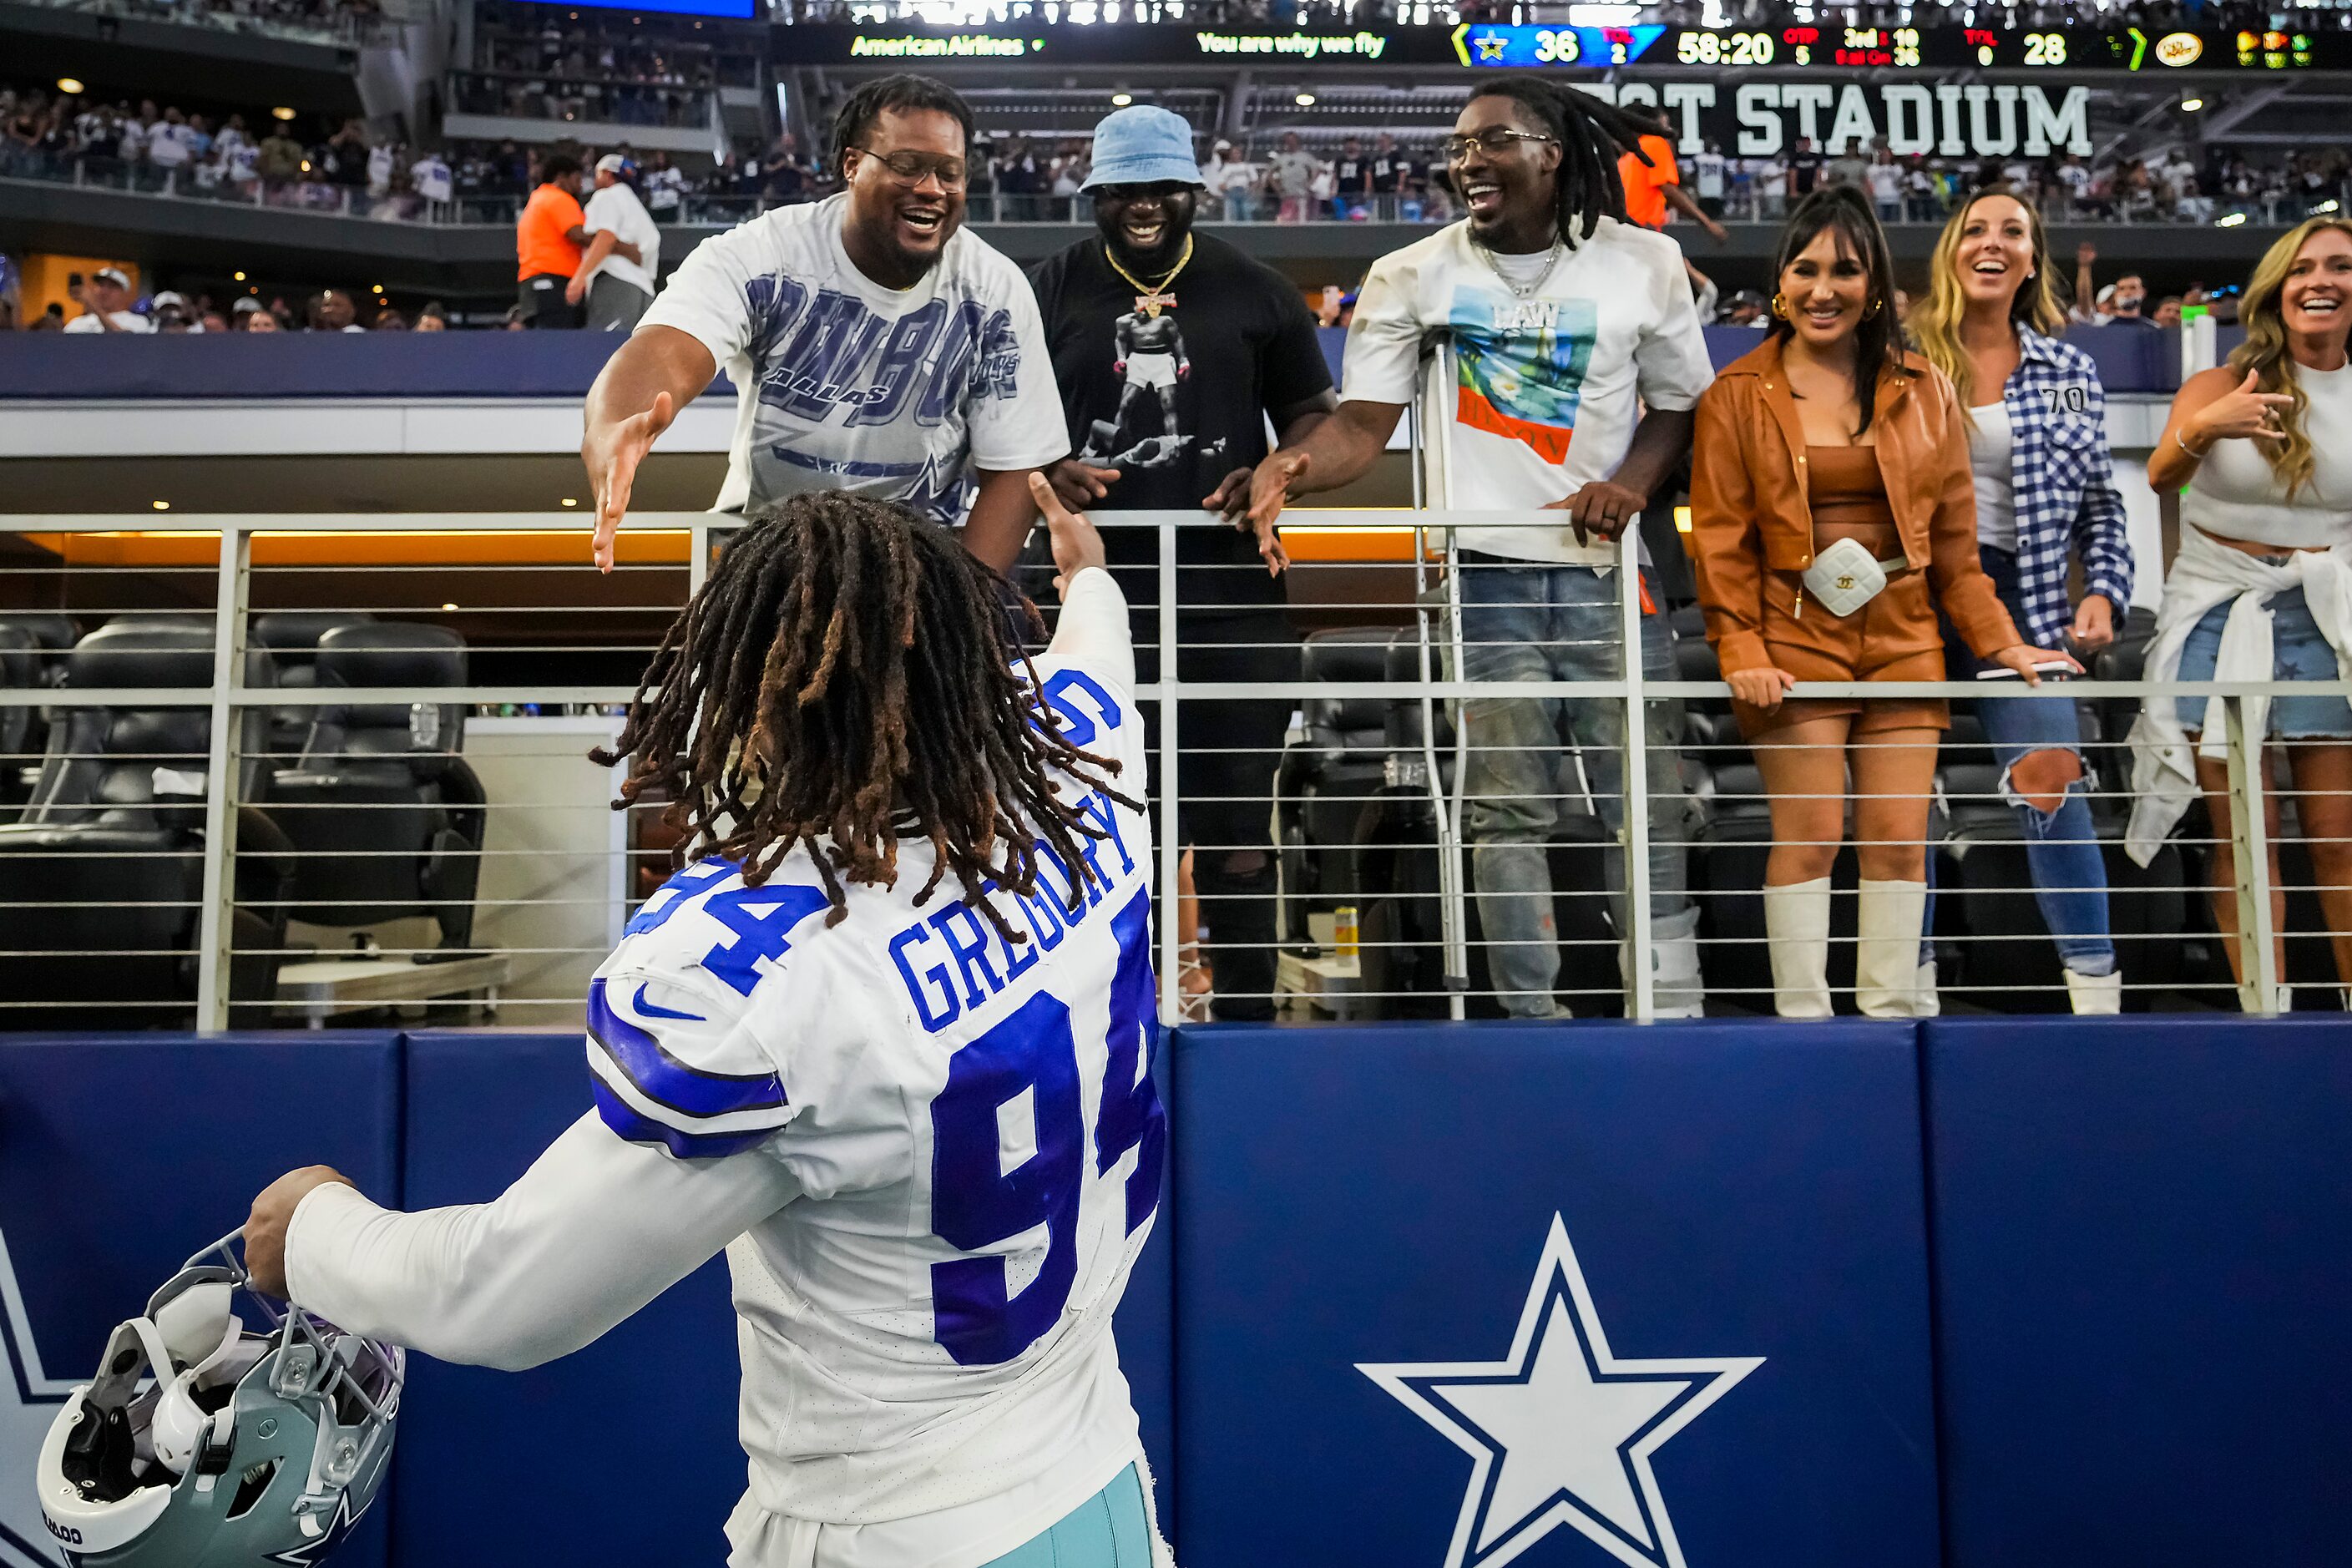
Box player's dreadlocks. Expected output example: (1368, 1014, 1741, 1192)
(1466, 78, 1670, 249)
(594, 493, 1137, 939)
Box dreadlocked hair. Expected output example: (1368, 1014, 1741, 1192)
(1465, 78, 1669, 249)
(593, 492, 1139, 942)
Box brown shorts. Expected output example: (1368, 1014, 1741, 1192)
(1733, 564, 1950, 739)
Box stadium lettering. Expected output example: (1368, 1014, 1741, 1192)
(1191, 29, 1388, 59)
(1701, 81, 2089, 156)
(848, 33, 1031, 57)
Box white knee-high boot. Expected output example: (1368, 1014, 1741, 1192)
(2066, 969, 2122, 1014)
(1857, 879, 1932, 1018)
(1763, 877, 1834, 1019)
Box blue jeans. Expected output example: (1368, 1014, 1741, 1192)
(1944, 547, 2115, 976)
(1455, 554, 1696, 1016)
(2174, 583, 2352, 737)
(981, 1465, 1153, 1566)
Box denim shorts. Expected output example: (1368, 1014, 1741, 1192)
(2173, 584, 2352, 737)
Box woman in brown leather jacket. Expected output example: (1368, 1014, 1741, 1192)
(1688, 187, 2075, 1019)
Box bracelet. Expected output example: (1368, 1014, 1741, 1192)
(2175, 428, 2205, 461)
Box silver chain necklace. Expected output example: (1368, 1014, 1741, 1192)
(1473, 235, 1565, 300)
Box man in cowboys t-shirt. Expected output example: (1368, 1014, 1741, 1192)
(1029, 105, 1338, 1020)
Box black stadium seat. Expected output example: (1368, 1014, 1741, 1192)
(0, 617, 78, 805)
(0, 621, 292, 1028)
(0, 625, 40, 810)
(1275, 627, 1395, 942)
(1353, 627, 1624, 1018)
(254, 611, 378, 764)
(265, 623, 487, 955)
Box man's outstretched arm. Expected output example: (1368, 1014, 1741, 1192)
(583, 324, 718, 571)
(250, 1113, 800, 1371)
(1239, 398, 1405, 572)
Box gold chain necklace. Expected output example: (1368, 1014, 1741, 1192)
(1104, 235, 1194, 313)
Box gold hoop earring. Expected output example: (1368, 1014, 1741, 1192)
(1771, 292, 1788, 320)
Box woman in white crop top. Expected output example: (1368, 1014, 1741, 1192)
(2143, 216, 2352, 1006)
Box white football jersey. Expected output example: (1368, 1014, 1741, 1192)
(584, 619, 1161, 1538)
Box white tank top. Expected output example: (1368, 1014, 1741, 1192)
(2183, 359, 2352, 549)
(1967, 401, 2017, 554)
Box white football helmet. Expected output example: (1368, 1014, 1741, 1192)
(34, 1230, 402, 1568)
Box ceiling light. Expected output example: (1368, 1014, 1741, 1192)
(560, 498, 579, 508)
(272, 106, 296, 121)
(372, 284, 384, 293)
(2181, 96, 2205, 112)
(441, 602, 458, 611)
(151, 500, 170, 512)
(56, 77, 83, 95)
(2318, 199, 2343, 215)
(2218, 211, 2248, 227)
(233, 271, 246, 281)
(1295, 93, 1317, 107)
(1112, 92, 1134, 107)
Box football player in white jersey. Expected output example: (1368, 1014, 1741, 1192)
(240, 477, 1171, 1568)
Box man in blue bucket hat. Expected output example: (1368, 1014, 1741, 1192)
(1028, 104, 1338, 1020)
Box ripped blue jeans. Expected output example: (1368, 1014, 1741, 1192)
(1945, 546, 2116, 978)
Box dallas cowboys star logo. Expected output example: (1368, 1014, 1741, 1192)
(0, 1227, 75, 1568)
(1475, 31, 1510, 60)
(1358, 1216, 1763, 1568)
(264, 1490, 365, 1566)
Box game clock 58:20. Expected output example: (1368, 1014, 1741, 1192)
(1675, 29, 1774, 65)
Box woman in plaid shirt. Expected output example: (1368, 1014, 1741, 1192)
(1912, 186, 2136, 1014)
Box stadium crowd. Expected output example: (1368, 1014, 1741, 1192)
(12, 73, 2348, 237)
(469, 0, 762, 88)
(48, 0, 387, 43)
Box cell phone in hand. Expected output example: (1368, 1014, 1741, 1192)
(1975, 661, 2076, 680)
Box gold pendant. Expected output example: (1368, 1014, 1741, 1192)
(1136, 291, 1176, 316)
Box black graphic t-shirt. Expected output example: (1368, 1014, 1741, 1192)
(1029, 231, 1333, 613)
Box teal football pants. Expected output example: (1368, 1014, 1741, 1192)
(980, 1465, 1152, 1567)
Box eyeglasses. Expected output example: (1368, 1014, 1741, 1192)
(853, 146, 969, 190)
(1440, 129, 1557, 164)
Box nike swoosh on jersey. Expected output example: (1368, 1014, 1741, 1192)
(632, 982, 707, 1023)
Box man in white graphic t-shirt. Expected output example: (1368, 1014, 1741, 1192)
(1245, 78, 1715, 1019)
(581, 74, 1067, 572)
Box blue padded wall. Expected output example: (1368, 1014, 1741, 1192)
(391, 1031, 746, 1566)
(1168, 1020, 1943, 1568)
(389, 1032, 1176, 1565)
(0, 1034, 402, 1568)
(1923, 1015, 2352, 1565)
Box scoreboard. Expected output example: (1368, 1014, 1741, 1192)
(1453, 23, 2336, 73)
(772, 19, 2349, 72)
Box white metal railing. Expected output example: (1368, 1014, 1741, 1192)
(0, 507, 2339, 1035)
